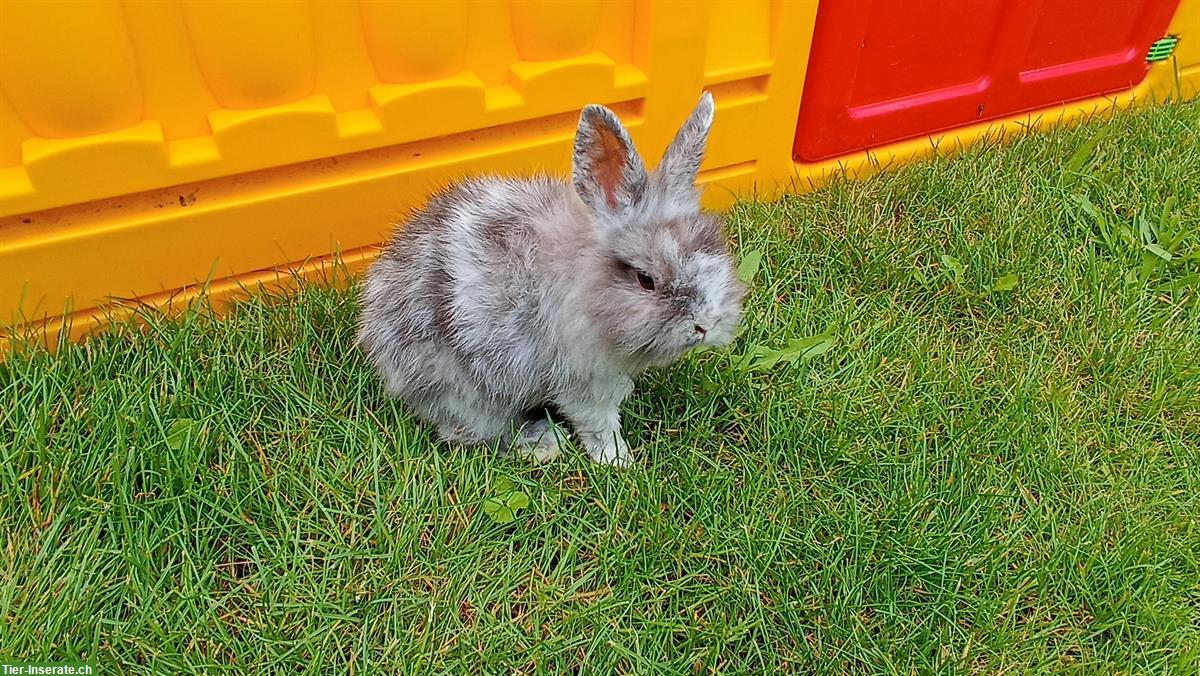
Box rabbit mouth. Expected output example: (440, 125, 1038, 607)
(698, 317, 740, 349)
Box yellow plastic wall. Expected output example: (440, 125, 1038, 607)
(1, 0, 1198, 348)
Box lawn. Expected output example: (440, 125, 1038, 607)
(2, 100, 1198, 673)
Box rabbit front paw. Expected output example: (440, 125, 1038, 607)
(513, 418, 564, 464)
(585, 433, 633, 468)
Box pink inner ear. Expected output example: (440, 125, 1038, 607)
(593, 126, 627, 210)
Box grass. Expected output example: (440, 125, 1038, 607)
(3, 100, 1199, 673)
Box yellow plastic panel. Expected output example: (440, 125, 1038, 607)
(1, 0, 1197, 351)
(705, 0, 773, 80)
(310, 2, 378, 112)
(361, 0, 469, 83)
(510, 0, 603, 60)
(120, 0, 220, 141)
(0, 0, 651, 216)
(1169, 0, 1200, 69)
(23, 122, 169, 207)
(0, 0, 143, 138)
(181, 0, 317, 109)
(0, 92, 31, 166)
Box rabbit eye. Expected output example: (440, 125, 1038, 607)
(636, 271, 655, 291)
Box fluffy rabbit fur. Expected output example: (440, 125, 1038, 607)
(357, 93, 745, 466)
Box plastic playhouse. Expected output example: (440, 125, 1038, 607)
(1, 0, 1197, 347)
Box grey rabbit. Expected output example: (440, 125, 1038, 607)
(357, 93, 746, 466)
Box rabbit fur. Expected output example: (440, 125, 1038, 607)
(357, 93, 745, 466)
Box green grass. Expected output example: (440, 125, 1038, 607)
(3, 100, 1199, 673)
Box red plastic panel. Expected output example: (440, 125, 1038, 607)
(794, 0, 1182, 162)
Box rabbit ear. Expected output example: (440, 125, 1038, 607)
(572, 104, 648, 220)
(653, 92, 714, 203)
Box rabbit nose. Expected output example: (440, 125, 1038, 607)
(693, 324, 707, 336)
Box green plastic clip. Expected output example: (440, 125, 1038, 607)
(1147, 36, 1179, 63)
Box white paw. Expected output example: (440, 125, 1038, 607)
(513, 419, 564, 464)
(586, 434, 634, 468)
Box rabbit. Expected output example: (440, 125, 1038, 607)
(357, 92, 745, 466)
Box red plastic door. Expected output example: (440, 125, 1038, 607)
(793, 0, 1182, 162)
